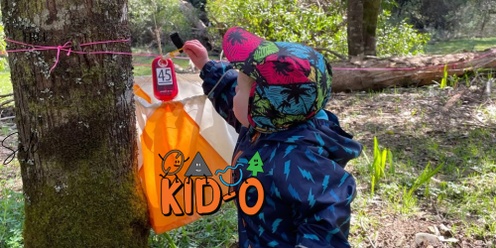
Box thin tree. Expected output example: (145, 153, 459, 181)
(0, 1, 150, 247)
(363, 0, 382, 56)
(347, 0, 382, 57)
(347, 0, 365, 57)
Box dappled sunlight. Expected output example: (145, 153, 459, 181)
(479, 102, 496, 122)
(426, 37, 496, 54)
(328, 80, 496, 246)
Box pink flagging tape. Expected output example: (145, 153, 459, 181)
(4, 38, 193, 73)
(4, 38, 496, 74)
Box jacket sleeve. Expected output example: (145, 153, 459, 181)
(199, 60, 242, 132)
(276, 149, 356, 248)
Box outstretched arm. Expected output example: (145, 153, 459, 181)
(183, 40, 242, 131)
(182, 40, 210, 71)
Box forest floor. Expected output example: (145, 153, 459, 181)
(1, 72, 495, 247)
(328, 79, 496, 247)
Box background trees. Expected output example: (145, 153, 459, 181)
(196, 0, 429, 58)
(128, 0, 211, 53)
(128, 0, 495, 59)
(128, 0, 193, 51)
(392, 0, 496, 40)
(346, 0, 382, 56)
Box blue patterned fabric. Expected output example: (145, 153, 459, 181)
(222, 27, 333, 133)
(200, 61, 362, 248)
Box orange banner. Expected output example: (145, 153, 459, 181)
(134, 77, 238, 234)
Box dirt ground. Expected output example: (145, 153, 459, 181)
(327, 82, 495, 248)
(1, 73, 495, 247)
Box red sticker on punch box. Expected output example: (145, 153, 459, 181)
(152, 57, 178, 101)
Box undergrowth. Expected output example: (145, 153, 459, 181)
(347, 73, 496, 246)
(0, 180, 24, 248)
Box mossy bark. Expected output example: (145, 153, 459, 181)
(0, 1, 150, 247)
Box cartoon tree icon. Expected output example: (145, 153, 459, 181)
(247, 151, 264, 177)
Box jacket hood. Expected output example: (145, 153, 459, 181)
(253, 110, 362, 167)
(222, 27, 332, 133)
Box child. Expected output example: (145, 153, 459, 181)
(183, 27, 362, 248)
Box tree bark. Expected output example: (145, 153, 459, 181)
(1, 1, 150, 247)
(185, 0, 209, 26)
(347, 0, 364, 57)
(347, 0, 381, 57)
(331, 48, 496, 92)
(363, 0, 382, 56)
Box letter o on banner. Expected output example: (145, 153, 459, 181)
(238, 178, 264, 215)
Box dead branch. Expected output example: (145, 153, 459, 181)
(1, 100, 14, 108)
(0, 93, 13, 98)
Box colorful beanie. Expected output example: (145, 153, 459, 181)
(222, 26, 332, 133)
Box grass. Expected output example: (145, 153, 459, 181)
(344, 79, 496, 245)
(425, 37, 496, 54)
(0, 160, 23, 248)
(132, 47, 202, 77)
(149, 203, 238, 248)
(1, 39, 496, 247)
(132, 56, 190, 77)
(0, 70, 12, 95)
(0, 189, 23, 248)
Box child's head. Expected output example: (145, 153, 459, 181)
(222, 27, 332, 133)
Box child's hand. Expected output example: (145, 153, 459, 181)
(183, 40, 210, 71)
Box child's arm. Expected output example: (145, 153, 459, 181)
(182, 40, 209, 71)
(183, 40, 242, 132)
(200, 61, 241, 132)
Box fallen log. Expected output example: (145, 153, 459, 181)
(330, 47, 496, 92)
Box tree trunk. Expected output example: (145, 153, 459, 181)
(347, 0, 364, 57)
(363, 0, 381, 56)
(180, 0, 212, 51)
(185, 0, 210, 26)
(0, 1, 150, 247)
(331, 48, 496, 92)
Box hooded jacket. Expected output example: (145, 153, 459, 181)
(200, 60, 363, 248)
